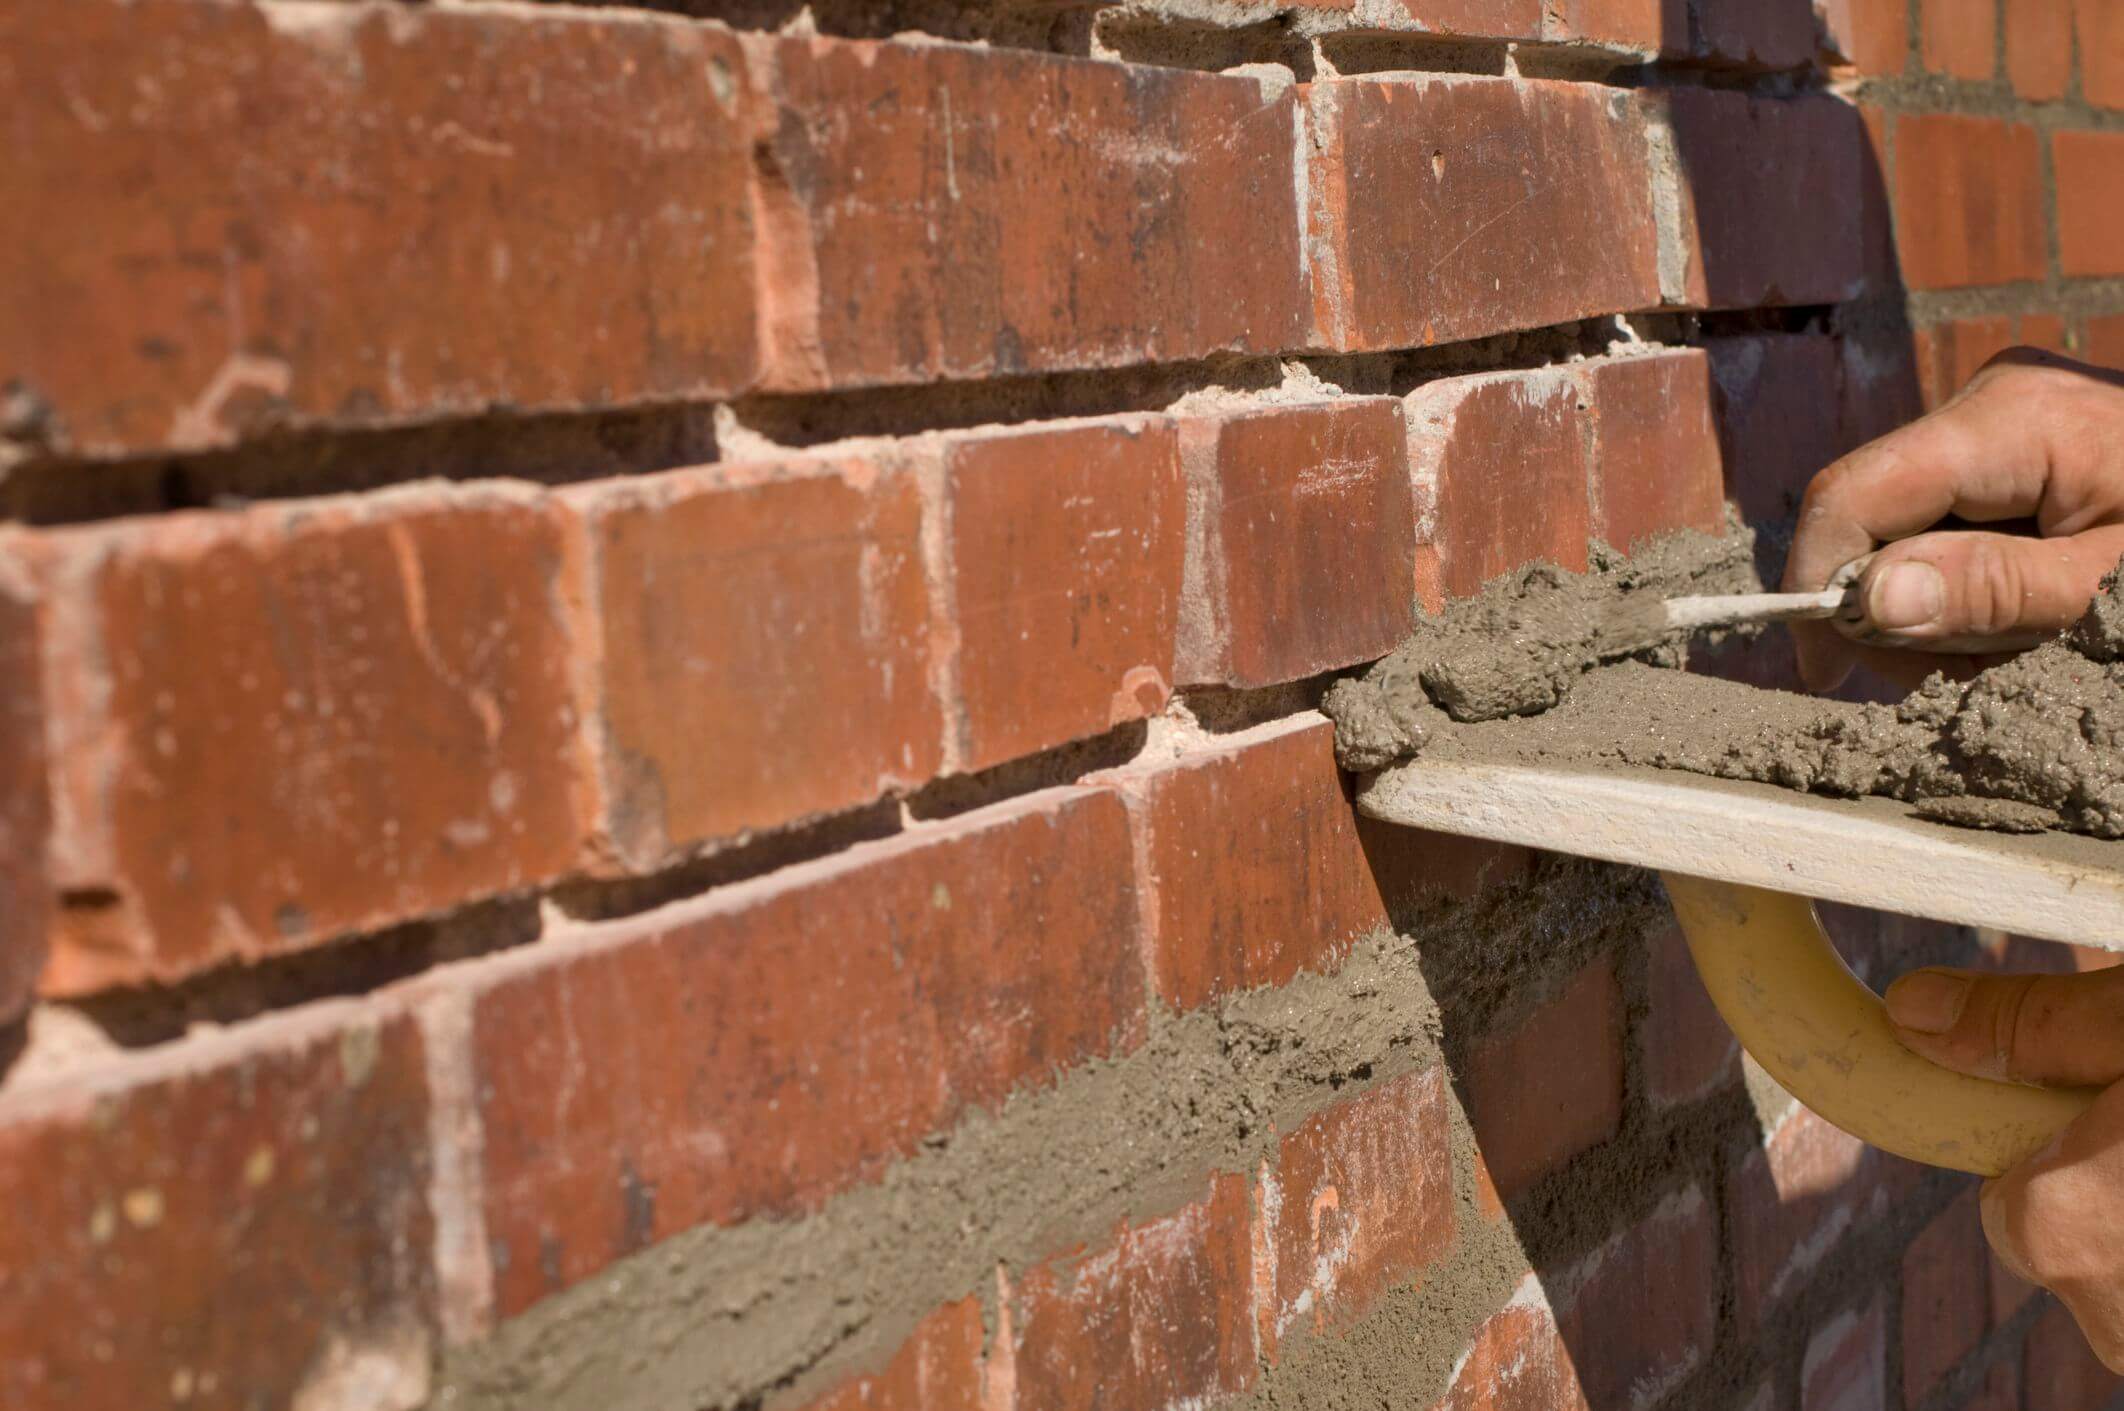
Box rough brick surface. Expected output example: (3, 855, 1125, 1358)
(1584, 350, 1728, 549)
(1557, 1186, 1719, 1410)
(1914, 314, 2071, 408)
(31, 486, 589, 995)
(1708, 335, 1848, 537)
(945, 419, 1185, 772)
(0, 0, 757, 460)
(1433, 1282, 1590, 1411)
(568, 455, 940, 869)
(2090, 313, 2124, 369)
(1694, 0, 1820, 67)
(1820, 0, 1914, 71)
(1258, 1067, 1457, 1356)
(1922, 0, 2000, 77)
(470, 788, 1146, 1316)
(1657, 91, 1867, 309)
(1013, 1173, 1257, 1411)
(1306, 77, 1661, 353)
(2081, 0, 2124, 108)
(1127, 716, 1386, 1011)
(1467, 959, 1623, 1199)
(1731, 1106, 1884, 1327)
(804, 1298, 987, 1411)
(0, 1005, 435, 1409)
(1902, 1188, 1992, 1408)
(1387, 0, 1545, 36)
(748, 35, 1306, 390)
(1643, 919, 1741, 1106)
(2006, 0, 2075, 97)
(2054, 130, 2124, 277)
(1404, 368, 1593, 606)
(0, 563, 48, 1020)
(1540, 0, 1680, 51)
(1175, 398, 1418, 689)
(1891, 114, 2049, 289)
(1804, 1298, 1888, 1411)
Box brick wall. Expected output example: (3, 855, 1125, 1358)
(0, 1, 2119, 1409)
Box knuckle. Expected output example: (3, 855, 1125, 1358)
(1957, 538, 2027, 637)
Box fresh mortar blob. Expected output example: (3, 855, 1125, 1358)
(1327, 539, 2124, 842)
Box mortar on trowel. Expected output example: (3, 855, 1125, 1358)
(1341, 551, 2118, 1179)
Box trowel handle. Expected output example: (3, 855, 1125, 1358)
(1662, 873, 2097, 1177)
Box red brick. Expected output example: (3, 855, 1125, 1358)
(1972, 1360, 2023, 1411)
(945, 419, 1184, 772)
(1840, 325, 1927, 453)
(1583, 350, 1728, 550)
(1730, 1105, 1885, 1327)
(803, 1298, 986, 1411)
(1257, 1068, 1457, 1357)
(1995, 1247, 2043, 1324)
(1858, 104, 1900, 293)
(1916, 316, 2020, 409)
(1923, 0, 2001, 76)
(1821, 0, 1914, 71)
(1804, 1298, 1888, 1411)
(0, 1003, 435, 1408)
(1903, 1189, 1993, 1407)
(2090, 313, 2124, 368)
(566, 455, 941, 870)
(1175, 398, 1418, 689)
(2026, 1298, 2123, 1411)
(1557, 1186, 1719, 1410)
(1433, 1281, 1591, 1411)
(28, 486, 589, 995)
(2021, 314, 2072, 353)
(0, 0, 756, 460)
(1125, 716, 1387, 1011)
(748, 35, 1305, 390)
(1656, 92, 1867, 309)
(1305, 77, 1662, 353)
(2081, 0, 2124, 108)
(2006, 0, 2075, 97)
(1383, 0, 1545, 36)
(1644, 919, 1741, 1106)
(1404, 368, 1593, 602)
(469, 787, 1146, 1317)
(1540, 0, 1681, 51)
(1707, 334, 1848, 531)
(1012, 1173, 1257, 1411)
(1467, 959, 1623, 1199)
(0, 560, 48, 1021)
(1695, 0, 1821, 67)
(1353, 824, 1535, 917)
(1892, 115, 2049, 289)
(2055, 130, 2124, 277)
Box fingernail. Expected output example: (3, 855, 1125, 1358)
(1886, 970, 1971, 1034)
(1868, 562, 1946, 631)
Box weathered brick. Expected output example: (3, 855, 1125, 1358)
(1913, 314, 2071, 408)
(1903, 1189, 1992, 1407)
(566, 455, 941, 870)
(469, 787, 1146, 1317)
(2026, 1298, 2120, 1411)
(1708, 334, 1847, 535)
(0, 0, 756, 460)
(1540, 0, 1680, 51)
(1404, 368, 1593, 606)
(1804, 1298, 1888, 1411)
(748, 35, 1306, 390)
(1970, 1360, 2022, 1411)
(803, 1298, 987, 1411)
(1695, 0, 1821, 67)
(944, 419, 1185, 771)
(1467, 959, 1623, 1199)
(1644, 919, 1741, 1106)
(2054, 130, 2124, 277)
(1124, 716, 1386, 1011)
(1012, 1173, 1256, 1411)
(1858, 103, 1900, 293)
(1584, 350, 1727, 549)
(1655, 91, 1867, 309)
(1383, 0, 1545, 35)
(1557, 1186, 1719, 1411)
(1257, 1068, 1457, 1358)
(1922, 0, 2001, 76)
(0, 559, 48, 1021)
(1305, 77, 1662, 354)
(2006, 0, 2075, 97)
(1174, 398, 1417, 689)
(2090, 312, 2124, 369)
(30, 485, 590, 995)
(2080, 0, 2124, 108)
(0, 1003, 435, 1408)
(1433, 1280, 1590, 1411)
(1892, 115, 2048, 289)
(1730, 1105, 1885, 1327)
(1820, 0, 1914, 71)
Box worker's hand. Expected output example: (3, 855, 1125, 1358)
(1885, 962, 2124, 1369)
(1785, 349, 2124, 691)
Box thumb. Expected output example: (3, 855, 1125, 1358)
(1845, 527, 2124, 653)
(1885, 965, 2124, 1087)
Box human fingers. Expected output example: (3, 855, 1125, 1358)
(1885, 965, 2124, 1088)
(1839, 525, 2124, 652)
